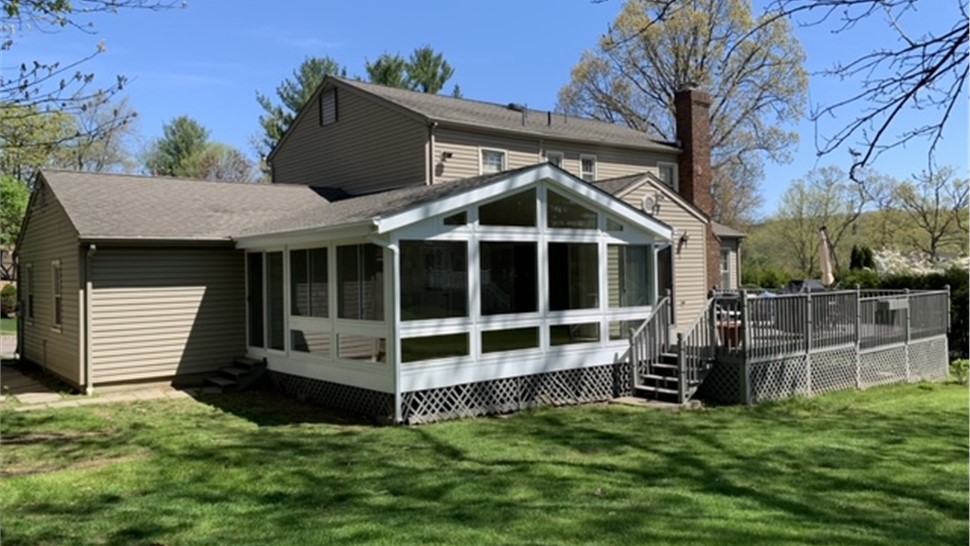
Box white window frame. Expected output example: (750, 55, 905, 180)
(24, 263, 33, 325)
(545, 150, 564, 169)
(580, 154, 597, 182)
(479, 147, 507, 175)
(50, 259, 62, 332)
(657, 161, 678, 191)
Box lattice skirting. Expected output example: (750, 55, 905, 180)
(749, 355, 809, 402)
(739, 335, 949, 404)
(268, 371, 395, 419)
(402, 362, 630, 425)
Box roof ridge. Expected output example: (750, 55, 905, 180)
(40, 169, 313, 191)
(334, 77, 679, 148)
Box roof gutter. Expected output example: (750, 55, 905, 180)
(77, 237, 236, 247)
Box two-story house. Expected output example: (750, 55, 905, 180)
(269, 77, 743, 324)
(15, 77, 742, 423)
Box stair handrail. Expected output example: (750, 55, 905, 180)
(628, 295, 672, 391)
(677, 296, 718, 402)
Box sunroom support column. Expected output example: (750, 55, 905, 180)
(371, 235, 402, 423)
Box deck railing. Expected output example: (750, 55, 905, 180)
(629, 294, 672, 391)
(676, 297, 717, 401)
(703, 286, 951, 404)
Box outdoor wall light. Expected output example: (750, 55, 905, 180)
(442, 151, 454, 160)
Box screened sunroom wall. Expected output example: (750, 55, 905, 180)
(243, 237, 395, 394)
(390, 179, 661, 392)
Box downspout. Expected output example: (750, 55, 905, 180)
(84, 243, 96, 395)
(367, 234, 402, 423)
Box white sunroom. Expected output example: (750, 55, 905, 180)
(235, 164, 673, 423)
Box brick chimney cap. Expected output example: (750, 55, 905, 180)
(677, 81, 701, 92)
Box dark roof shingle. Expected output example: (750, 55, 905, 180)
(335, 78, 680, 153)
(41, 170, 329, 241)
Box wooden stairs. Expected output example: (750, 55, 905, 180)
(204, 357, 267, 393)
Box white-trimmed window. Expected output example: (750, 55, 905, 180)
(546, 151, 564, 169)
(580, 155, 597, 182)
(50, 260, 62, 330)
(24, 263, 33, 323)
(480, 148, 507, 175)
(658, 162, 677, 189)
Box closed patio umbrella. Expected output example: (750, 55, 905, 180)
(819, 226, 835, 287)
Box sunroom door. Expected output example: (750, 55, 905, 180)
(247, 251, 285, 351)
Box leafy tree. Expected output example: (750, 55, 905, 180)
(181, 142, 254, 182)
(365, 53, 409, 88)
(757, 0, 968, 179)
(1, 0, 176, 153)
(558, 0, 807, 225)
(144, 116, 253, 181)
(406, 45, 454, 94)
(0, 103, 75, 181)
(775, 166, 870, 275)
(0, 174, 29, 247)
(55, 97, 139, 173)
(256, 56, 347, 157)
(892, 165, 969, 261)
(144, 115, 209, 177)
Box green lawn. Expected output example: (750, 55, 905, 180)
(1, 317, 16, 335)
(1, 383, 966, 546)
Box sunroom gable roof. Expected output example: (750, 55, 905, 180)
(238, 164, 673, 243)
(374, 164, 673, 239)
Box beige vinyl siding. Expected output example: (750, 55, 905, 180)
(90, 247, 245, 384)
(621, 184, 707, 329)
(17, 183, 81, 386)
(272, 86, 428, 194)
(434, 128, 675, 182)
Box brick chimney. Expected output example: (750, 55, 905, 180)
(674, 84, 720, 290)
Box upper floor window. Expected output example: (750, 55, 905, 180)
(658, 162, 677, 189)
(480, 148, 507, 175)
(580, 155, 597, 182)
(320, 88, 338, 126)
(546, 151, 564, 168)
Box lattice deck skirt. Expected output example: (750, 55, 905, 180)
(270, 363, 632, 425)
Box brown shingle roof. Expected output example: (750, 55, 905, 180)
(39, 167, 533, 241)
(41, 170, 329, 241)
(334, 77, 680, 153)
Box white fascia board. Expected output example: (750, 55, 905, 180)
(234, 221, 374, 249)
(375, 164, 673, 242)
(375, 164, 560, 234)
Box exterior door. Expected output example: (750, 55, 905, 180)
(657, 246, 674, 322)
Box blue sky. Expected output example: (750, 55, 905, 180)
(9, 0, 968, 217)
